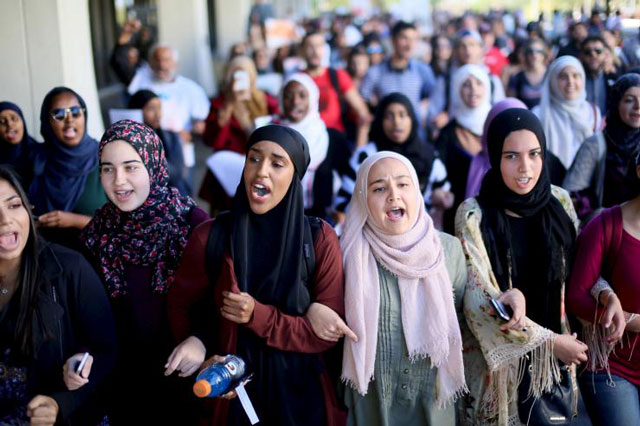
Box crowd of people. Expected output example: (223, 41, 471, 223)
(2, 4, 640, 426)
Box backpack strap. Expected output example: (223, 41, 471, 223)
(328, 68, 349, 129)
(205, 211, 231, 285)
(601, 207, 623, 279)
(302, 216, 324, 282)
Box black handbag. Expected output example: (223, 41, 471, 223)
(518, 358, 575, 426)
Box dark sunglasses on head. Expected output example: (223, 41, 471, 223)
(583, 48, 603, 55)
(49, 106, 85, 121)
(525, 48, 545, 55)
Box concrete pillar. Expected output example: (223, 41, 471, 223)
(156, 0, 217, 96)
(0, 0, 103, 139)
(214, 0, 251, 60)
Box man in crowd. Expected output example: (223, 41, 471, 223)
(301, 31, 371, 144)
(581, 35, 618, 115)
(127, 44, 210, 193)
(359, 21, 436, 121)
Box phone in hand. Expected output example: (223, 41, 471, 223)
(232, 70, 251, 92)
(490, 298, 513, 322)
(75, 352, 90, 375)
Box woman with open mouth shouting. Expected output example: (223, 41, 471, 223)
(28, 87, 107, 251)
(455, 108, 593, 425)
(167, 125, 350, 425)
(339, 151, 468, 426)
(80, 120, 208, 425)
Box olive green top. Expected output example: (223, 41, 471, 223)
(344, 232, 467, 426)
(73, 166, 107, 216)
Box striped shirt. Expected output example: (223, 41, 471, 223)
(334, 142, 450, 212)
(359, 59, 436, 117)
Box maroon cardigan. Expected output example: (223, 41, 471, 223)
(168, 218, 346, 425)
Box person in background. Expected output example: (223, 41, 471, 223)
(127, 43, 210, 193)
(581, 35, 618, 116)
(346, 44, 370, 92)
(480, 24, 508, 77)
(271, 72, 332, 216)
(110, 18, 148, 87)
(436, 64, 492, 232)
(204, 56, 278, 154)
(507, 38, 547, 109)
(427, 35, 455, 141)
(335, 93, 452, 230)
(302, 31, 372, 147)
(364, 35, 386, 66)
(0, 165, 116, 425)
(360, 21, 436, 130)
(451, 29, 505, 112)
(0, 102, 38, 188)
(201, 55, 279, 215)
(253, 46, 283, 97)
(128, 89, 190, 195)
(564, 74, 640, 217)
(558, 21, 588, 58)
(80, 120, 208, 425)
(533, 56, 601, 172)
(29, 87, 107, 250)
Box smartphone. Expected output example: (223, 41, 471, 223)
(490, 298, 512, 322)
(76, 352, 90, 374)
(232, 70, 251, 92)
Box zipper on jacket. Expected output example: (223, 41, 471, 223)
(51, 285, 64, 361)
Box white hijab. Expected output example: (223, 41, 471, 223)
(452, 64, 492, 136)
(534, 56, 600, 169)
(340, 151, 466, 407)
(275, 72, 329, 208)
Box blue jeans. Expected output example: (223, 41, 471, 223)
(579, 371, 640, 426)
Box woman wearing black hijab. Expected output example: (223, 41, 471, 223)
(335, 93, 452, 226)
(564, 73, 640, 218)
(128, 89, 190, 195)
(166, 125, 347, 425)
(28, 87, 106, 249)
(0, 102, 38, 188)
(455, 109, 593, 425)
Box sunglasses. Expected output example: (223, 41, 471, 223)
(49, 106, 85, 121)
(525, 48, 545, 55)
(583, 48, 604, 56)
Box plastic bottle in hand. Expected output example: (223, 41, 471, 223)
(193, 355, 246, 398)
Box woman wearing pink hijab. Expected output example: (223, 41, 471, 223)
(340, 151, 467, 425)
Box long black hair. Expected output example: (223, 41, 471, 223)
(0, 165, 40, 356)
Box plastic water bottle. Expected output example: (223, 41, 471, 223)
(193, 355, 246, 398)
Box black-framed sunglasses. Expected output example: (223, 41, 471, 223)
(583, 48, 604, 56)
(49, 106, 85, 121)
(525, 48, 545, 55)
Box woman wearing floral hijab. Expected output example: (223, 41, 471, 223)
(80, 119, 208, 425)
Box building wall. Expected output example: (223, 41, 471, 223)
(156, 0, 217, 96)
(0, 0, 104, 139)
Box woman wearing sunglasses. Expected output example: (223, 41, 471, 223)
(507, 38, 547, 109)
(28, 87, 106, 250)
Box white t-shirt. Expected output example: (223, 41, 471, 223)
(128, 66, 210, 167)
(128, 66, 210, 133)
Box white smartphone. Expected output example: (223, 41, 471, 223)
(232, 70, 251, 92)
(76, 352, 90, 374)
